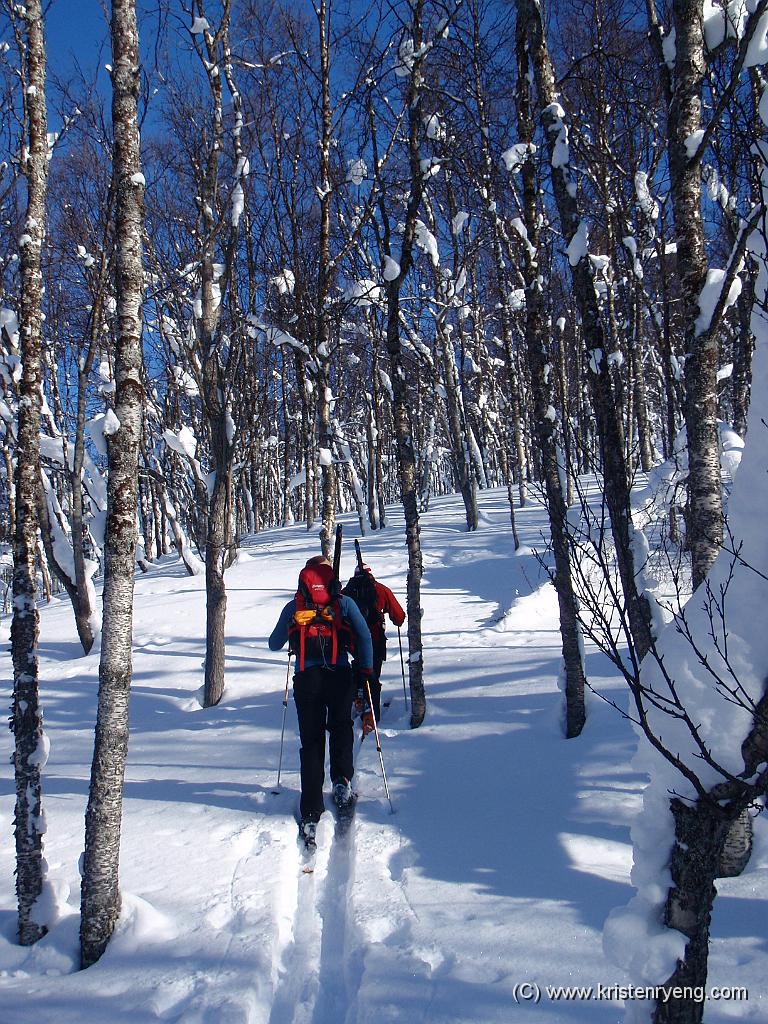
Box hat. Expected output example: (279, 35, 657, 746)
(306, 555, 332, 568)
(355, 563, 372, 576)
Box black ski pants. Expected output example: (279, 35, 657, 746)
(293, 665, 356, 823)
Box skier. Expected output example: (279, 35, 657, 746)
(343, 562, 405, 722)
(269, 555, 374, 848)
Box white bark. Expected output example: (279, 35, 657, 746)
(80, 0, 145, 969)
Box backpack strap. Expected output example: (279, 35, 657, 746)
(289, 601, 350, 670)
(290, 608, 316, 671)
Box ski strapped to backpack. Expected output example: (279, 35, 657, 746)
(289, 526, 350, 670)
(332, 523, 342, 581)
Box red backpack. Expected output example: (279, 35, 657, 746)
(289, 561, 352, 670)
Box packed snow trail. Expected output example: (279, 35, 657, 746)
(267, 809, 360, 1024)
(309, 812, 360, 1024)
(267, 817, 330, 1024)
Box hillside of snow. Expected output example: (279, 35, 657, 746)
(0, 487, 766, 1023)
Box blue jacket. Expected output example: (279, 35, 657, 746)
(269, 594, 374, 672)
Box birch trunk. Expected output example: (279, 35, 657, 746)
(194, 5, 241, 708)
(384, 292, 426, 726)
(516, 11, 586, 737)
(316, 0, 337, 559)
(436, 322, 478, 530)
(69, 328, 100, 653)
(654, 799, 729, 1024)
(202, 398, 231, 707)
(631, 280, 655, 472)
(12, 0, 49, 947)
(731, 276, 754, 438)
(519, 0, 654, 661)
(370, 0, 428, 726)
(468, 1, 529, 508)
(80, 0, 145, 969)
(667, 0, 722, 589)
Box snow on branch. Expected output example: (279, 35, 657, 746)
(344, 279, 382, 306)
(500, 142, 536, 173)
(263, 327, 311, 359)
(414, 220, 440, 266)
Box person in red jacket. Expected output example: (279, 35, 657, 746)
(343, 563, 405, 721)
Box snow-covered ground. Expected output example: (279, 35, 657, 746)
(0, 487, 765, 1023)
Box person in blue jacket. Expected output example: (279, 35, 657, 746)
(269, 556, 374, 844)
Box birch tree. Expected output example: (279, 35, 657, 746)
(80, 0, 145, 969)
(647, 0, 768, 589)
(8, 0, 49, 947)
(517, 0, 655, 664)
(515, 9, 587, 737)
(368, 1, 433, 727)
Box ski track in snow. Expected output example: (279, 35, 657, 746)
(269, 810, 363, 1024)
(1, 487, 766, 1023)
(309, 816, 358, 1024)
(267, 817, 332, 1024)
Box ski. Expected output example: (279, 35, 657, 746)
(333, 784, 357, 840)
(334, 794, 357, 840)
(298, 821, 318, 874)
(332, 523, 343, 583)
(354, 537, 365, 572)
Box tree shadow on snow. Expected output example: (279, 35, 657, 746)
(377, 682, 640, 939)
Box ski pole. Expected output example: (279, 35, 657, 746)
(364, 677, 394, 813)
(274, 651, 292, 791)
(398, 626, 408, 709)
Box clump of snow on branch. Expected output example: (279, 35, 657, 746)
(264, 327, 311, 360)
(270, 269, 295, 295)
(383, 256, 400, 281)
(346, 158, 367, 186)
(163, 425, 198, 461)
(566, 221, 589, 267)
(451, 211, 469, 235)
(695, 266, 743, 337)
(544, 103, 569, 168)
(345, 279, 381, 306)
(102, 409, 121, 437)
(394, 37, 417, 77)
(635, 171, 660, 223)
(507, 289, 526, 312)
(231, 183, 244, 227)
(192, 264, 224, 318)
(684, 129, 705, 159)
(414, 220, 439, 266)
(702, 0, 746, 51)
(424, 114, 445, 140)
(500, 142, 535, 173)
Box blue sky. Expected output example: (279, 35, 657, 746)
(42, 2, 184, 133)
(45, 1, 111, 79)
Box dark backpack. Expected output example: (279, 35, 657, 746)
(289, 562, 350, 670)
(344, 572, 385, 654)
